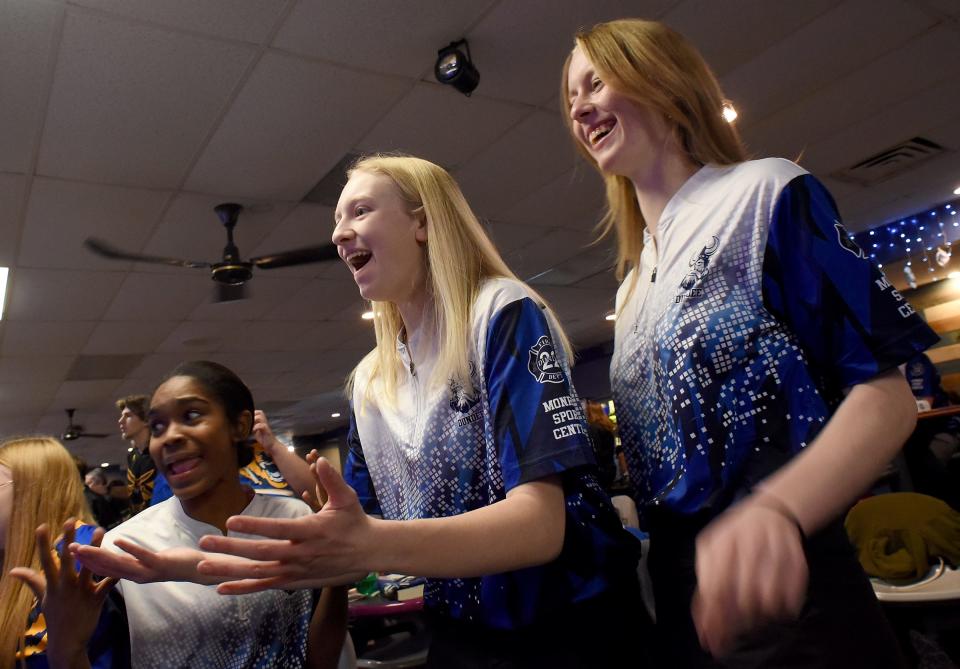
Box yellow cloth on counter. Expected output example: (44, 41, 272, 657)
(845, 493, 960, 582)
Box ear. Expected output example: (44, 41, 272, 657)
(413, 210, 428, 244)
(232, 410, 253, 443)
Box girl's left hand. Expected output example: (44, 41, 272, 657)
(10, 520, 118, 669)
(71, 539, 244, 585)
(691, 497, 808, 657)
(196, 457, 371, 594)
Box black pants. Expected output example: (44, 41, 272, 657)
(647, 510, 907, 669)
(425, 582, 653, 668)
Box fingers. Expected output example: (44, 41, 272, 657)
(73, 545, 146, 581)
(58, 521, 77, 585)
(77, 527, 106, 590)
(9, 567, 47, 600)
(114, 538, 159, 565)
(312, 458, 354, 510)
(34, 525, 58, 583)
(198, 534, 300, 561)
(197, 556, 294, 580)
(216, 576, 289, 596)
(301, 489, 321, 513)
(222, 514, 317, 541)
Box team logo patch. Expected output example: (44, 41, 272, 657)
(676, 235, 719, 302)
(449, 361, 480, 413)
(834, 222, 865, 258)
(527, 336, 564, 384)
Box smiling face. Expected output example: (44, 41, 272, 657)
(147, 375, 247, 509)
(332, 170, 428, 306)
(566, 46, 676, 185)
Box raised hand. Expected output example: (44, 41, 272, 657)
(692, 495, 808, 657)
(10, 521, 118, 669)
(252, 409, 277, 455)
(197, 457, 370, 594)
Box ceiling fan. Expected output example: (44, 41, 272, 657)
(61, 408, 110, 442)
(84, 203, 340, 301)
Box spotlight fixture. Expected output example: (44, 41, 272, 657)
(721, 101, 738, 123)
(435, 39, 479, 96)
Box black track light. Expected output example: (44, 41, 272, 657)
(435, 39, 479, 96)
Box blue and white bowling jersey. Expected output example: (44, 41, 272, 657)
(344, 277, 638, 629)
(611, 158, 938, 516)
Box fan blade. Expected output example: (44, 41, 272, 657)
(250, 244, 340, 269)
(215, 282, 248, 303)
(78, 432, 111, 439)
(84, 238, 211, 269)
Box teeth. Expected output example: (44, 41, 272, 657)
(346, 250, 371, 270)
(589, 123, 614, 145)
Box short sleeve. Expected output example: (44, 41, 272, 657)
(342, 408, 382, 516)
(149, 473, 173, 506)
(761, 174, 939, 389)
(484, 297, 595, 491)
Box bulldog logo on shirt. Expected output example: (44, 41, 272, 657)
(449, 361, 480, 413)
(528, 336, 564, 384)
(676, 236, 720, 302)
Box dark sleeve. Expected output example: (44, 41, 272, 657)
(484, 297, 596, 491)
(342, 408, 381, 515)
(761, 174, 939, 389)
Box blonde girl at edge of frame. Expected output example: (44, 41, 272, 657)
(192, 154, 651, 667)
(562, 17, 936, 669)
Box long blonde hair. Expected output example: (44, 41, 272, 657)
(0, 436, 93, 666)
(561, 18, 748, 281)
(347, 154, 572, 407)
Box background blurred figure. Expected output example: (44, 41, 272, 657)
(116, 394, 163, 513)
(84, 468, 123, 530)
(583, 399, 618, 491)
(0, 436, 121, 668)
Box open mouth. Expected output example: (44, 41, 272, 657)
(346, 250, 372, 272)
(589, 121, 615, 146)
(166, 457, 200, 478)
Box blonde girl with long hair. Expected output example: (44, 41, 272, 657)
(562, 18, 935, 668)
(1, 437, 120, 669)
(194, 154, 650, 667)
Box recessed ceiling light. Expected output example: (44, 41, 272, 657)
(954, 186, 960, 195)
(127, 447, 133, 452)
(287, 445, 295, 452)
(605, 313, 616, 321)
(100, 462, 110, 468)
(0, 267, 8, 320)
(361, 310, 374, 320)
(722, 102, 738, 123)
(331, 412, 341, 418)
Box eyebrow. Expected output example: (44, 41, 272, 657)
(148, 396, 211, 417)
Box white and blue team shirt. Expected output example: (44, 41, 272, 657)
(103, 494, 315, 669)
(612, 158, 938, 515)
(345, 277, 638, 629)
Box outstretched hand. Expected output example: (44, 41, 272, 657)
(10, 521, 118, 669)
(71, 539, 244, 585)
(252, 409, 277, 455)
(197, 457, 370, 594)
(692, 496, 808, 657)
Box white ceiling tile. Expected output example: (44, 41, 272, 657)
(82, 320, 179, 355)
(358, 82, 528, 169)
(0, 354, 75, 384)
(264, 278, 368, 322)
(127, 352, 195, 381)
(1, 321, 96, 356)
(722, 0, 934, 124)
(663, 0, 842, 77)
(741, 26, 960, 161)
(18, 178, 172, 270)
(0, 0, 63, 173)
(155, 321, 238, 354)
(52, 379, 124, 411)
(186, 276, 308, 322)
(102, 272, 210, 321)
(209, 350, 312, 377)
(485, 221, 553, 259)
(219, 320, 353, 354)
(5, 268, 122, 321)
(184, 52, 412, 201)
(508, 226, 598, 283)
(273, 0, 496, 79)
(455, 110, 579, 218)
(500, 167, 606, 232)
(0, 173, 26, 267)
(0, 380, 59, 416)
(37, 10, 258, 187)
(470, 0, 681, 106)
(247, 203, 337, 278)
(70, 0, 290, 43)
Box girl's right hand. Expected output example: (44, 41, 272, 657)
(10, 520, 118, 669)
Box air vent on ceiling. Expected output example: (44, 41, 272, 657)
(831, 137, 946, 187)
(303, 152, 363, 207)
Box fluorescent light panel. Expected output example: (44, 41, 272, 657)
(0, 267, 8, 320)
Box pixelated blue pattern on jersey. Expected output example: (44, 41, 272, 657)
(611, 160, 937, 515)
(345, 278, 638, 629)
